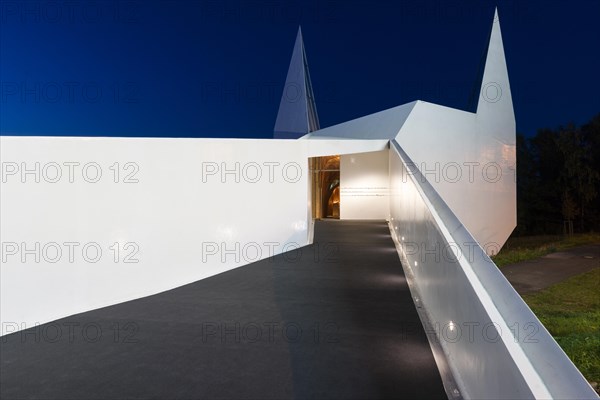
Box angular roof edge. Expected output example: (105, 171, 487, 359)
(303, 100, 418, 140)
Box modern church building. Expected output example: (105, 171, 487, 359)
(1, 8, 597, 400)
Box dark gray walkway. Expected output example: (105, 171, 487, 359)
(1, 220, 446, 400)
(501, 243, 600, 294)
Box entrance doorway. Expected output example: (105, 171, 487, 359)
(310, 155, 340, 219)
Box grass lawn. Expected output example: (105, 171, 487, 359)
(492, 233, 600, 267)
(523, 268, 600, 384)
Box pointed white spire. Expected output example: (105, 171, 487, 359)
(476, 8, 515, 131)
(274, 27, 320, 139)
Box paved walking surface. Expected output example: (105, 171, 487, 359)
(501, 243, 600, 294)
(0, 220, 446, 400)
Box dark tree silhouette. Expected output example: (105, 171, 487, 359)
(514, 113, 600, 236)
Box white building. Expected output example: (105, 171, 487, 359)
(1, 8, 596, 400)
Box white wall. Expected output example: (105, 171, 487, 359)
(396, 101, 516, 254)
(0, 137, 313, 333)
(0, 136, 388, 334)
(340, 149, 389, 220)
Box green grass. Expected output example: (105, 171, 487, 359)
(492, 233, 600, 267)
(523, 269, 600, 383)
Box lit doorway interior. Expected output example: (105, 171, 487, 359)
(310, 155, 340, 219)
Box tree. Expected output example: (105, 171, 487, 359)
(514, 114, 600, 235)
(555, 124, 599, 231)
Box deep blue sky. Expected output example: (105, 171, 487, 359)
(1, 0, 599, 138)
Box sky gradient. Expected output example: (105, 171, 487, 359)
(1, 0, 599, 138)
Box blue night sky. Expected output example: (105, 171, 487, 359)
(1, 0, 599, 138)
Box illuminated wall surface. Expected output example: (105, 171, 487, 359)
(0, 9, 597, 400)
(340, 150, 389, 220)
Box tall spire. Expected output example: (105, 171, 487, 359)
(273, 26, 320, 139)
(476, 8, 515, 130)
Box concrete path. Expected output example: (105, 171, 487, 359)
(501, 243, 600, 294)
(0, 220, 446, 400)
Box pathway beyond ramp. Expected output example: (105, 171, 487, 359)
(501, 243, 600, 294)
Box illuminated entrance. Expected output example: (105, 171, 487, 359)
(310, 155, 340, 219)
